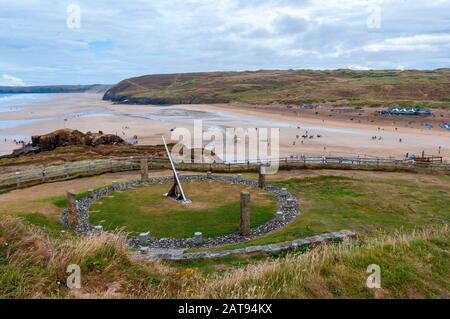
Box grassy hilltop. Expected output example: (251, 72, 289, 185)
(103, 69, 450, 109)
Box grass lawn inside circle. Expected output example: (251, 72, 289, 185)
(88, 180, 277, 238)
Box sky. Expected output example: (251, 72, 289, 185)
(0, 0, 449, 86)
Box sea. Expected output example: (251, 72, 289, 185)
(0, 93, 51, 113)
(0, 93, 58, 149)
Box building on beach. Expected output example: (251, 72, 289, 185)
(381, 107, 432, 116)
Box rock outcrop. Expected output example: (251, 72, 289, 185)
(30, 129, 125, 152)
(5, 129, 125, 157)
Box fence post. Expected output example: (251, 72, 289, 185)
(15, 172, 21, 188)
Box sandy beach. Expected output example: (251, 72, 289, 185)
(0, 93, 449, 160)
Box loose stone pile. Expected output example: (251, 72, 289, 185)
(60, 174, 300, 249)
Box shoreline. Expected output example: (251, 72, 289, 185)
(1, 93, 449, 160)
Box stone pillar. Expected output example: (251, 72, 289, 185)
(140, 158, 149, 181)
(139, 232, 149, 246)
(94, 225, 103, 233)
(276, 211, 284, 220)
(240, 191, 251, 236)
(193, 232, 203, 245)
(258, 165, 266, 189)
(67, 190, 78, 229)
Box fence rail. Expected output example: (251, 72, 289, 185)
(0, 156, 449, 194)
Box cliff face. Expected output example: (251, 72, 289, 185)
(103, 69, 450, 107)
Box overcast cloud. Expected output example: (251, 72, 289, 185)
(0, 0, 449, 85)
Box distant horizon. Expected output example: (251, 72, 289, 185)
(1, 67, 449, 88)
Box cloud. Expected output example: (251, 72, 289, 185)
(364, 34, 450, 52)
(0, 74, 26, 86)
(0, 0, 449, 85)
(348, 64, 372, 71)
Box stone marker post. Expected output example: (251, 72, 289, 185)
(67, 190, 78, 229)
(94, 225, 103, 233)
(193, 232, 203, 245)
(140, 158, 149, 181)
(139, 232, 149, 246)
(258, 164, 266, 189)
(240, 191, 251, 236)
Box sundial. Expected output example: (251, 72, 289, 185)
(162, 136, 191, 204)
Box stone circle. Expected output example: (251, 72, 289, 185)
(61, 175, 300, 249)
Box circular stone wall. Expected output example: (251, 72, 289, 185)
(61, 175, 300, 249)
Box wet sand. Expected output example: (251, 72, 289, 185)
(0, 93, 449, 160)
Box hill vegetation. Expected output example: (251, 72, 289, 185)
(103, 69, 450, 109)
(0, 215, 447, 298)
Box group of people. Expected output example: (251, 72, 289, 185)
(291, 128, 324, 146)
(128, 135, 139, 145)
(3, 138, 26, 146)
(120, 126, 131, 136)
(370, 136, 405, 143)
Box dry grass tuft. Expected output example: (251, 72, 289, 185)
(182, 225, 449, 299)
(0, 216, 178, 298)
(1, 215, 448, 299)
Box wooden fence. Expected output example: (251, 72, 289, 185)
(0, 156, 449, 194)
